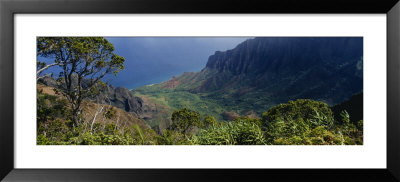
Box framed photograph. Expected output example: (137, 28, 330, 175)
(1, 0, 399, 181)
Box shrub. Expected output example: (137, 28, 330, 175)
(262, 99, 344, 145)
(37, 91, 71, 125)
(104, 107, 116, 119)
(37, 134, 50, 145)
(202, 116, 217, 128)
(157, 129, 190, 145)
(262, 99, 334, 129)
(130, 124, 158, 145)
(193, 118, 266, 145)
(170, 108, 202, 135)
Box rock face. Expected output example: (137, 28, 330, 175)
(206, 37, 362, 75)
(200, 37, 363, 98)
(38, 75, 143, 116)
(96, 86, 143, 116)
(39, 75, 58, 87)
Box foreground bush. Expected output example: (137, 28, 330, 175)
(37, 122, 160, 145)
(262, 99, 334, 129)
(261, 99, 362, 145)
(192, 118, 266, 145)
(156, 130, 191, 145)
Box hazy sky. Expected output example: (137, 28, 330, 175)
(105, 37, 249, 89)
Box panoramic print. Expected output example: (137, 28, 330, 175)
(36, 37, 363, 145)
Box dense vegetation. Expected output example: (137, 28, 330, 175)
(38, 88, 362, 145)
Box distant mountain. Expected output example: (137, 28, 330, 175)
(133, 37, 363, 128)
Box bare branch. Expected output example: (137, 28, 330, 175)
(90, 105, 104, 133)
(36, 62, 62, 80)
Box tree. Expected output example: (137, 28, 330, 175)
(202, 115, 217, 128)
(37, 37, 125, 126)
(170, 108, 201, 135)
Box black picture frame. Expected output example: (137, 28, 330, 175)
(1, 0, 399, 181)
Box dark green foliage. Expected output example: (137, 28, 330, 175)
(130, 124, 158, 145)
(235, 116, 262, 128)
(37, 119, 71, 144)
(193, 118, 266, 145)
(72, 131, 134, 145)
(156, 130, 190, 145)
(37, 120, 158, 145)
(104, 107, 116, 119)
(338, 119, 363, 145)
(104, 123, 118, 135)
(170, 108, 202, 135)
(357, 120, 363, 131)
(37, 89, 71, 125)
(37, 90, 74, 144)
(262, 99, 334, 129)
(261, 99, 361, 145)
(202, 116, 217, 128)
(265, 117, 347, 145)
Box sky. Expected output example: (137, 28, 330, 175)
(104, 37, 249, 89)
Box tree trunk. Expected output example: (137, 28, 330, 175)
(72, 104, 82, 127)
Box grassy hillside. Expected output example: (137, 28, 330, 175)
(37, 84, 153, 145)
(133, 83, 227, 130)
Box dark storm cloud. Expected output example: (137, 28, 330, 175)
(105, 37, 249, 89)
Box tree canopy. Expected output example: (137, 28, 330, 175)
(170, 108, 201, 135)
(37, 37, 125, 126)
